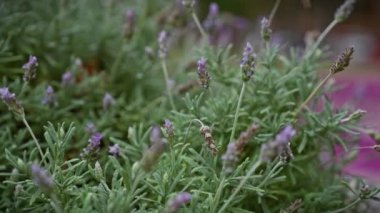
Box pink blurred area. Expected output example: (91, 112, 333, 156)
(331, 67, 380, 183)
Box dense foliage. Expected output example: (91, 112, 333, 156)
(1, 0, 379, 212)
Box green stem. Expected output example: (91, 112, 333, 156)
(50, 194, 63, 213)
(305, 19, 339, 59)
(229, 82, 246, 143)
(192, 12, 208, 40)
(295, 72, 333, 116)
(218, 159, 262, 213)
(258, 161, 282, 188)
(211, 176, 226, 213)
(330, 198, 361, 213)
(19, 82, 28, 97)
(268, 0, 282, 25)
(161, 59, 176, 111)
(22, 116, 47, 165)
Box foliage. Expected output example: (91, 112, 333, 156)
(0, 0, 378, 212)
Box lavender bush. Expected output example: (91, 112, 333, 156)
(0, 0, 379, 212)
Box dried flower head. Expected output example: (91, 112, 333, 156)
(109, 144, 121, 157)
(22, 56, 38, 82)
(200, 125, 218, 155)
(158, 30, 169, 59)
(124, 9, 136, 39)
(141, 126, 167, 171)
(196, 57, 211, 89)
(0, 87, 24, 118)
(62, 71, 74, 87)
(240, 42, 256, 81)
(163, 119, 175, 138)
(165, 192, 192, 213)
(31, 164, 54, 194)
(103, 92, 115, 110)
(260, 17, 272, 41)
(260, 125, 296, 162)
(222, 123, 259, 174)
(42, 85, 57, 107)
(330, 46, 354, 74)
(236, 123, 259, 152)
(334, 0, 355, 22)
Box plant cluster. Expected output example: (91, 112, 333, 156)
(1, 0, 379, 212)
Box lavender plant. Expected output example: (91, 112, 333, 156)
(1, 0, 379, 212)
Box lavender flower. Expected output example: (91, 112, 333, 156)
(158, 31, 169, 59)
(109, 144, 121, 157)
(22, 56, 38, 82)
(240, 42, 256, 81)
(330, 46, 354, 74)
(203, 3, 220, 32)
(62, 71, 74, 87)
(124, 9, 135, 39)
(81, 132, 103, 158)
(196, 57, 211, 89)
(31, 164, 54, 194)
(260, 125, 296, 162)
(42, 85, 57, 107)
(141, 126, 167, 171)
(165, 192, 192, 213)
(163, 119, 175, 138)
(222, 143, 239, 174)
(0, 87, 24, 118)
(103, 92, 115, 110)
(260, 17, 272, 41)
(335, 0, 355, 22)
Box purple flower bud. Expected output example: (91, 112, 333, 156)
(240, 42, 256, 81)
(89, 132, 103, 148)
(109, 144, 121, 157)
(0, 87, 16, 102)
(274, 125, 296, 146)
(209, 3, 219, 17)
(196, 57, 211, 89)
(62, 71, 74, 87)
(124, 9, 136, 39)
(42, 85, 57, 107)
(103, 92, 115, 110)
(81, 132, 103, 158)
(203, 3, 220, 32)
(22, 56, 38, 82)
(0, 87, 24, 118)
(163, 119, 175, 138)
(260, 17, 272, 41)
(31, 164, 54, 194)
(222, 143, 239, 174)
(166, 192, 192, 213)
(260, 124, 296, 162)
(141, 126, 167, 171)
(158, 31, 169, 59)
